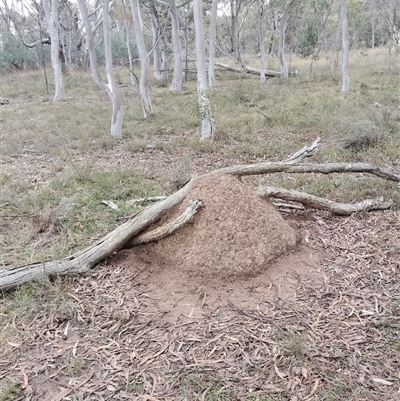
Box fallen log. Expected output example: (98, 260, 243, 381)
(1, 140, 399, 291)
(214, 62, 281, 78)
(258, 186, 393, 215)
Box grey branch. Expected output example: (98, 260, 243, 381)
(258, 186, 393, 216)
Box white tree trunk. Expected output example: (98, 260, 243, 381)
(121, 0, 137, 86)
(129, 0, 153, 117)
(77, 0, 124, 138)
(42, 0, 66, 101)
(193, 0, 213, 140)
(208, 0, 218, 87)
(341, 0, 350, 92)
(149, 6, 163, 81)
(170, 0, 183, 91)
(257, 0, 266, 83)
(278, 0, 294, 79)
(103, 0, 124, 138)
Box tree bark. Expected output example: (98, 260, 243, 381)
(258, 187, 393, 216)
(278, 0, 294, 79)
(129, 0, 153, 117)
(77, 0, 124, 138)
(208, 0, 218, 87)
(193, 0, 213, 140)
(340, 0, 350, 92)
(127, 199, 203, 246)
(103, 0, 124, 138)
(257, 0, 266, 83)
(149, 3, 164, 81)
(169, 0, 183, 90)
(42, 0, 66, 101)
(121, 0, 137, 86)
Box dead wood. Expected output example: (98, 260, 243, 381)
(0, 184, 193, 291)
(258, 186, 393, 215)
(127, 199, 203, 246)
(217, 161, 400, 181)
(214, 62, 281, 78)
(1, 139, 399, 291)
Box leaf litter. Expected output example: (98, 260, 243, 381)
(1, 210, 399, 400)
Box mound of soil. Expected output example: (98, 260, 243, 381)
(132, 173, 298, 278)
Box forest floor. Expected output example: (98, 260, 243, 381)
(1, 51, 400, 400)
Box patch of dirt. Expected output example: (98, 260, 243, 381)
(114, 172, 319, 323)
(114, 242, 323, 324)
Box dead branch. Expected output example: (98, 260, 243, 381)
(126, 196, 168, 205)
(214, 62, 281, 78)
(258, 186, 394, 216)
(127, 199, 203, 246)
(285, 137, 320, 163)
(217, 161, 400, 182)
(1, 139, 398, 291)
(0, 184, 193, 291)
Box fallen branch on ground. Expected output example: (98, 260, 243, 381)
(1, 140, 398, 291)
(127, 199, 202, 246)
(215, 62, 281, 78)
(258, 187, 393, 215)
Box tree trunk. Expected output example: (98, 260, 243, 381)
(103, 0, 124, 138)
(193, 0, 213, 140)
(42, 0, 66, 101)
(121, 0, 137, 86)
(77, 0, 124, 138)
(129, 0, 153, 117)
(149, 4, 163, 81)
(257, 0, 266, 83)
(278, 0, 294, 79)
(170, 0, 183, 90)
(208, 0, 218, 87)
(341, 0, 350, 92)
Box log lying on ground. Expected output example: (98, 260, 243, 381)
(127, 199, 202, 246)
(215, 62, 281, 78)
(0, 184, 194, 291)
(258, 187, 393, 216)
(1, 139, 399, 291)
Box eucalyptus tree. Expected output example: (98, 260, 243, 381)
(77, 0, 124, 137)
(193, 0, 213, 139)
(120, 0, 136, 86)
(129, 0, 153, 117)
(42, 0, 66, 101)
(148, 0, 168, 81)
(278, 0, 295, 78)
(341, 0, 350, 92)
(169, 0, 184, 90)
(257, 0, 266, 83)
(208, 0, 218, 87)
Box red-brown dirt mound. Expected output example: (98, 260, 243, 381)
(131, 173, 298, 278)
